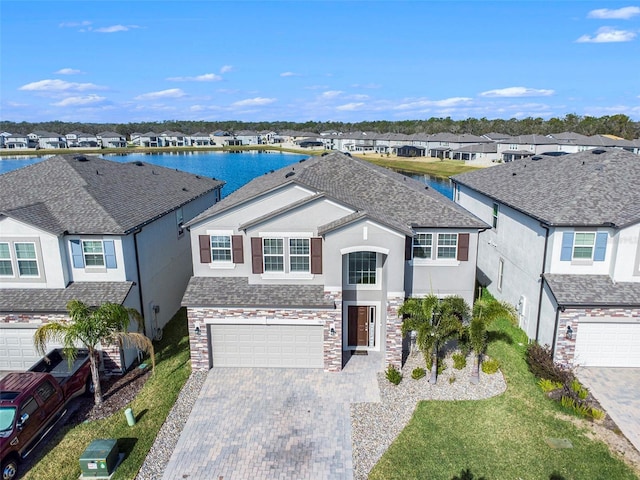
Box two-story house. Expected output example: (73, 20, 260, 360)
(452, 148, 640, 368)
(0, 154, 223, 373)
(182, 153, 486, 373)
(98, 132, 127, 148)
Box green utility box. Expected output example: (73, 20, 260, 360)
(79, 439, 119, 477)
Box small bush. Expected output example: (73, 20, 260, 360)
(538, 378, 563, 393)
(411, 367, 426, 380)
(449, 376, 456, 384)
(525, 343, 570, 384)
(386, 364, 403, 385)
(481, 358, 500, 374)
(452, 353, 467, 370)
(591, 408, 605, 421)
(561, 395, 575, 409)
(571, 379, 589, 400)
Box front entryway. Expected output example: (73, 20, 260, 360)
(348, 305, 376, 349)
(208, 323, 324, 369)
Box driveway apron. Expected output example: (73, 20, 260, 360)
(162, 355, 381, 480)
(578, 367, 640, 452)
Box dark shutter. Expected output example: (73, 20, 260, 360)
(310, 237, 323, 274)
(405, 236, 413, 261)
(232, 235, 244, 263)
(199, 235, 211, 263)
(103, 240, 117, 269)
(457, 233, 469, 261)
(251, 237, 263, 273)
(560, 232, 574, 261)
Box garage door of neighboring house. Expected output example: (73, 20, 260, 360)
(209, 324, 324, 369)
(574, 321, 640, 367)
(0, 327, 62, 371)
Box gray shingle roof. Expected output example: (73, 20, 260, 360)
(0, 281, 134, 312)
(182, 277, 335, 308)
(0, 154, 224, 235)
(452, 148, 640, 227)
(188, 153, 486, 233)
(544, 274, 640, 307)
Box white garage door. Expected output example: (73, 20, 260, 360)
(0, 327, 62, 371)
(574, 321, 640, 367)
(209, 324, 324, 369)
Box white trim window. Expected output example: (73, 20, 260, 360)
(289, 238, 310, 272)
(176, 207, 184, 237)
(263, 238, 284, 272)
(413, 233, 432, 259)
(15, 242, 39, 276)
(573, 232, 596, 260)
(0, 242, 12, 276)
(211, 235, 232, 262)
(437, 234, 458, 259)
(348, 251, 377, 284)
(82, 240, 105, 267)
(492, 203, 499, 229)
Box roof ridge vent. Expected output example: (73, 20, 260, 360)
(592, 148, 606, 154)
(74, 155, 89, 162)
(134, 161, 144, 166)
(285, 171, 295, 178)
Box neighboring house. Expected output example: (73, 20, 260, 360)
(98, 132, 127, 148)
(159, 131, 187, 147)
(235, 130, 262, 145)
(495, 135, 558, 162)
(66, 131, 99, 148)
(131, 131, 160, 148)
(182, 152, 486, 372)
(450, 142, 499, 163)
(30, 131, 67, 149)
(452, 148, 640, 368)
(397, 145, 426, 157)
(0, 154, 223, 373)
(188, 132, 213, 146)
(4, 135, 30, 149)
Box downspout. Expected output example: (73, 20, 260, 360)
(133, 228, 146, 336)
(534, 223, 550, 342)
(550, 305, 563, 359)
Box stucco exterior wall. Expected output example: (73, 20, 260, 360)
(612, 222, 640, 282)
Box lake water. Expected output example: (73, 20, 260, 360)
(0, 151, 453, 199)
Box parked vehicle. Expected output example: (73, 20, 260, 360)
(0, 349, 91, 480)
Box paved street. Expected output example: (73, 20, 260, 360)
(578, 367, 640, 452)
(162, 354, 382, 480)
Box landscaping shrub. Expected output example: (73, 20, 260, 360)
(538, 378, 563, 393)
(571, 379, 589, 400)
(591, 408, 605, 421)
(525, 343, 570, 383)
(449, 376, 456, 384)
(386, 364, 403, 385)
(481, 358, 500, 374)
(452, 352, 467, 370)
(411, 367, 426, 380)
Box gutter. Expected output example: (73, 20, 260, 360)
(534, 223, 550, 342)
(133, 228, 146, 335)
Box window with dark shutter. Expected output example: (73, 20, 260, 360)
(199, 235, 211, 263)
(232, 235, 244, 264)
(457, 233, 469, 261)
(251, 237, 263, 273)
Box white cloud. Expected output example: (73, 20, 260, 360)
(220, 65, 233, 73)
(576, 27, 637, 43)
(232, 97, 277, 107)
(94, 24, 139, 33)
(19, 79, 105, 92)
(280, 72, 300, 77)
(480, 87, 554, 97)
(167, 73, 222, 82)
(351, 83, 381, 89)
(588, 6, 640, 19)
(336, 102, 365, 111)
(59, 21, 92, 28)
(52, 94, 107, 107)
(321, 90, 343, 99)
(134, 88, 186, 100)
(55, 68, 83, 75)
(395, 97, 473, 110)
(349, 94, 370, 100)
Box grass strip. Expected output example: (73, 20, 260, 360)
(24, 309, 191, 480)
(369, 318, 637, 480)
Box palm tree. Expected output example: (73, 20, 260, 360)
(400, 295, 469, 384)
(469, 297, 516, 384)
(34, 300, 155, 406)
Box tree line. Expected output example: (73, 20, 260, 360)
(1, 114, 638, 139)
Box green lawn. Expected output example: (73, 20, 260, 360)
(369, 319, 638, 480)
(361, 157, 480, 178)
(24, 309, 192, 480)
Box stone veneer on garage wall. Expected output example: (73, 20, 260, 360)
(554, 307, 640, 367)
(187, 290, 344, 372)
(0, 312, 125, 375)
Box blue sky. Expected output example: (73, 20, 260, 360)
(2, 1, 639, 123)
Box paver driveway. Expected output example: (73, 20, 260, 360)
(578, 367, 640, 452)
(162, 354, 381, 480)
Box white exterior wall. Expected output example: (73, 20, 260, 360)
(612, 223, 640, 282)
(456, 185, 547, 339)
(0, 217, 65, 288)
(66, 235, 128, 282)
(547, 227, 614, 276)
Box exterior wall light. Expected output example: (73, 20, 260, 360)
(566, 325, 573, 340)
(194, 321, 202, 336)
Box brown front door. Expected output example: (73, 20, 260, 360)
(348, 306, 369, 347)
